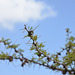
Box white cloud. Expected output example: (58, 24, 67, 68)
(0, 0, 57, 30)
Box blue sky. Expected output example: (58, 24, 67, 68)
(0, 0, 75, 75)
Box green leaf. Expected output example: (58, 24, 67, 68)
(71, 43, 75, 47)
(30, 46, 35, 50)
(34, 35, 37, 41)
(30, 27, 33, 30)
(32, 57, 37, 61)
(34, 52, 40, 56)
(28, 26, 33, 30)
(7, 46, 11, 49)
(18, 49, 24, 52)
(70, 36, 74, 42)
(38, 43, 45, 48)
(28, 26, 30, 29)
(23, 35, 28, 38)
(44, 52, 47, 56)
(11, 44, 20, 48)
(5, 39, 10, 41)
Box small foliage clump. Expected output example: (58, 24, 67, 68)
(0, 25, 75, 75)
